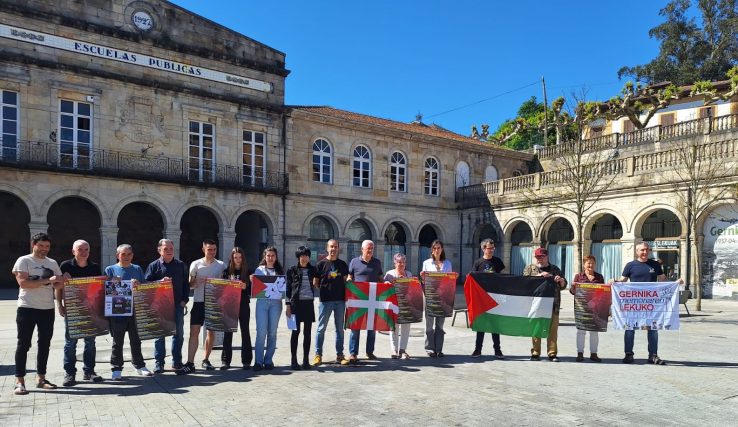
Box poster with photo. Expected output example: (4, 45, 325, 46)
(105, 279, 133, 317)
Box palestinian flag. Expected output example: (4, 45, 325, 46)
(345, 281, 399, 331)
(251, 275, 286, 299)
(464, 273, 555, 338)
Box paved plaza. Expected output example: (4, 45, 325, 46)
(0, 288, 737, 426)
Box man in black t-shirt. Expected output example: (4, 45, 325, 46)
(312, 239, 350, 366)
(471, 239, 506, 359)
(57, 240, 103, 387)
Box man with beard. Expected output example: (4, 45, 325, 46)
(312, 239, 349, 366)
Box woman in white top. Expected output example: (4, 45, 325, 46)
(421, 239, 452, 357)
(251, 247, 285, 371)
(384, 253, 414, 360)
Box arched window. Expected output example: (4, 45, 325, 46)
(389, 151, 407, 192)
(352, 145, 371, 188)
(308, 216, 334, 262)
(424, 157, 439, 196)
(485, 165, 498, 182)
(455, 161, 470, 188)
(312, 138, 332, 183)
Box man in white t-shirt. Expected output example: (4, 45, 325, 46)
(178, 239, 226, 374)
(12, 232, 65, 395)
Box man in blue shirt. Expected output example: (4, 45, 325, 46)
(144, 239, 189, 373)
(105, 244, 152, 380)
(618, 242, 681, 365)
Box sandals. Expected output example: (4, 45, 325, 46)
(648, 355, 667, 365)
(14, 383, 28, 395)
(36, 379, 58, 390)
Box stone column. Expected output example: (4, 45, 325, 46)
(219, 231, 237, 262)
(620, 235, 637, 272)
(28, 220, 48, 236)
(164, 227, 182, 259)
(337, 237, 350, 262)
(407, 241, 420, 273)
(99, 225, 119, 267)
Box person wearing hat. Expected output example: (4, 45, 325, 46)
(522, 247, 567, 361)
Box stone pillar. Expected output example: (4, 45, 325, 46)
(164, 227, 182, 259)
(219, 231, 237, 262)
(407, 241, 420, 273)
(99, 225, 119, 267)
(28, 220, 48, 236)
(337, 237, 350, 262)
(620, 235, 637, 272)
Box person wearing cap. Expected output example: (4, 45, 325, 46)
(523, 247, 567, 361)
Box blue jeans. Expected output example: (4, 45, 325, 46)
(255, 299, 282, 365)
(315, 301, 345, 356)
(154, 304, 185, 367)
(349, 329, 375, 356)
(624, 329, 658, 356)
(63, 319, 95, 375)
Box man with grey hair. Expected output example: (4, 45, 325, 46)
(105, 244, 152, 380)
(57, 239, 103, 386)
(346, 240, 383, 363)
(145, 238, 189, 373)
(471, 238, 506, 359)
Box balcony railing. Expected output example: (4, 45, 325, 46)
(457, 124, 738, 206)
(536, 113, 738, 160)
(0, 140, 289, 195)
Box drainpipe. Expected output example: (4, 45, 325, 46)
(459, 209, 464, 285)
(281, 111, 288, 257)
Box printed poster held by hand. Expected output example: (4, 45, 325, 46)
(251, 275, 287, 299)
(104, 278, 133, 317)
(421, 272, 458, 317)
(204, 278, 242, 332)
(64, 276, 109, 339)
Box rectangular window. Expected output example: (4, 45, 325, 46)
(59, 99, 92, 169)
(390, 164, 406, 192)
(660, 113, 675, 126)
(242, 130, 265, 186)
(188, 120, 215, 182)
(1, 90, 19, 160)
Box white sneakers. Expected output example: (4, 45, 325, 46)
(136, 367, 153, 377)
(111, 371, 123, 381)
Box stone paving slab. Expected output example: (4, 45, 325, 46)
(0, 291, 737, 426)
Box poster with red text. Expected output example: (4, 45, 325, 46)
(64, 276, 109, 339)
(204, 278, 242, 332)
(421, 272, 459, 317)
(611, 282, 680, 330)
(393, 277, 424, 324)
(573, 283, 611, 332)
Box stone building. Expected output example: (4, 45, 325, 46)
(0, 0, 531, 286)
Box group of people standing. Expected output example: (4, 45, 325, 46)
(11, 232, 675, 396)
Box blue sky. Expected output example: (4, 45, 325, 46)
(171, 0, 668, 136)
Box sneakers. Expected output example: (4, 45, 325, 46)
(63, 374, 76, 387)
(83, 371, 103, 382)
(176, 363, 196, 375)
(348, 355, 359, 365)
(576, 352, 585, 362)
(154, 364, 165, 374)
(590, 353, 602, 363)
(252, 363, 263, 371)
(366, 352, 378, 360)
(201, 359, 215, 370)
(136, 367, 153, 377)
(622, 353, 635, 364)
(337, 354, 348, 365)
(471, 349, 482, 358)
(548, 355, 560, 362)
(290, 361, 301, 370)
(648, 355, 666, 365)
(530, 354, 540, 361)
(312, 355, 322, 366)
(111, 370, 123, 381)
(494, 350, 505, 360)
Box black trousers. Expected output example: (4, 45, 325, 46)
(475, 332, 502, 351)
(15, 307, 55, 377)
(221, 300, 253, 366)
(110, 317, 145, 371)
(290, 322, 313, 362)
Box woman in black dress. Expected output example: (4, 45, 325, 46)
(285, 246, 318, 370)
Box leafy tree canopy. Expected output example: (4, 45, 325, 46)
(618, 0, 738, 85)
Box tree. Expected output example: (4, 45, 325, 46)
(669, 133, 737, 310)
(484, 97, 578, 150)
(618, 0, 738, 86)
(520, 96, 620, 274)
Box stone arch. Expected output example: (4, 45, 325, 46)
(503, 217, 536, 242)
(415, 221, 444, 243)
(539, 215, 576, 244)
(0, 184, 36, 218)
(174, 201, 226, 232)
(179, 206, 221, 265)
(41, 190, 109, 223)
(380, 218, 413, 242)
(302, 212, 340, 238)
(342, 214, 379, 240)
(0, 191, 31, 287)
(47, 196, 102, 263)
(111, 195, 172, 229)
(234, 209, 275, 268)
(583, 209, 628, 241)
(228, 205, 277, 235)
(631, 204, 686, 238)
(305, 213, 340, 262)
(455, 160, 470, 188)
(116, 201, 165, 269)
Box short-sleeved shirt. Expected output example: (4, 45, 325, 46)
(348, 257, 383, 283)
(472, 256, 505, 273)
(12, 254, 62, 309)
(315, 258, 349, 302)
(60, 258, 102, 278)
(189, 258, 227, 302)
(383, 269, 414, 282)
(622, 259, 663, 282)
(104, 264, 145, 282)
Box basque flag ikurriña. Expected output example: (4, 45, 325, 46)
(345, 281, 399, 331)
(464, 273, 556, 338)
